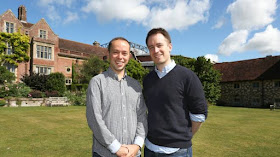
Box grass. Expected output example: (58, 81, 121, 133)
(0, 106, 280, 157)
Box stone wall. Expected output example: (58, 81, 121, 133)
(218, 79, 280, 107)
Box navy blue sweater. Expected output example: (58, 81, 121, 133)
(143, 65, 208, 148)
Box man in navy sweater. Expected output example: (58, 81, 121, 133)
(143, 28, 208, 157)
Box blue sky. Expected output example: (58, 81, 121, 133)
(1, 0, 280, 63)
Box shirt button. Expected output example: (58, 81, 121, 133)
(124, 117, 126, 119)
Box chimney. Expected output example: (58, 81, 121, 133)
(18, 5, 27, 22)
(93, 41, 100, 47)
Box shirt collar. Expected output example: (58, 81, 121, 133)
(155, 60, 176, 78)
(108, 67, 127, 81)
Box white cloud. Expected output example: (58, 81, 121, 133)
(82, 0, 210, 30)
(38, 0, 75, 8)
(37, 0, 79, 24)
(63, 12, 79, 24)
(218, 30, 248, 56)
(205, 54, 219, 63)
(145, 0, 210, 30)
(211, 17, 226, 29)
(244, 25, 280, 54)
(227, 0, 277, 31)
(82, 0, 149, 22)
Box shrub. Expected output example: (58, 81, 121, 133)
(46, 73, 66, 95)
(64, 90, 86, 106)
(29, 90, 43, 98)
(0, 99, 6, 106)
(0, 66, 15, 84)
(21, 73, 49, 91)
(0, 83, 31, 97)
(45, 91, 60, 97)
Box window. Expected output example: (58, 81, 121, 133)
(65, 78, 72, 85)
(234, 83, 240, 88)
(252, 82, 259, 88)
(4, 63, 16, 73)
(66, 67, 71, 73)
(6, 43, 13, 55)
(6, 22, 14, 33)
(36, 66, 51, 75)
(36, 45, 52, 59)
(275, 81, 280, 87)
(39, 30, 46, 39)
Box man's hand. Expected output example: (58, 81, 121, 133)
(116, 146, 129, 157)
(122, 144, 140, 157)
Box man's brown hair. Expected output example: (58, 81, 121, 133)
(145, 28, 171, 46)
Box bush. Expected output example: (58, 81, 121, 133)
(21, 73, 49, 91)
(64, 90, 86, 106)
(29, 90, 43, 98)
(45, 91, 60, 97)
(46, 73, 66, 95)
(0, 66, 15, 84)
(71, 84, 88, 91)
(0, 99, 6, 106)
(0, 83, 31, 97)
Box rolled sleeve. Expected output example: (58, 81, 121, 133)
(189, 112, 205, 122)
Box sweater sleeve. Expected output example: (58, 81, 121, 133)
(185, 71, 208, 119)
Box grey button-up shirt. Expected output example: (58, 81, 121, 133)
(86, 68, 147, 157)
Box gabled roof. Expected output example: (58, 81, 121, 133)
(59, 38, 108, 58)
(214, 55, 280, 82)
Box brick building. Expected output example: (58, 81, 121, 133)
(214, 55, 280, 107)
(0, 5, 108, 84)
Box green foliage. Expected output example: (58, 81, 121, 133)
(71, 84, 88, 91)
(172, 55, 196, 71)
(0, 65, 15, 84)
(172, 55, 221, 104)
(0, 83, 31, 98)
(79, 55, 108, 84)
(126, 59, 149, 83)
(64, 90, 86, 106)
(46, 72, 66, 95)
(0, 32, 30, 66)
(21, 73, 49, 91)
(0, 99, 6, 106)
(29, 90, 44, 98)
(194, 56, 221, 104)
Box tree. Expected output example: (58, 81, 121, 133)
(172, 55, 221, 104)
(0, 32, 30, 66)
(21, 73, 49, 91)
(46, 72, 66, 95)
(0, 65, 15, 84)
(79, 55, 109, 84)
(126, 59, 149, 84)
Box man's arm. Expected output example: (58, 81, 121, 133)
(86, 78, 122, 154)
(126, 92, 148, 156)
(191, 121, 202, 136)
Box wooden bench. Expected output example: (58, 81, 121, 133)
(47, 97, 69, 107)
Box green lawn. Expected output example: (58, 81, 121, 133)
(0, 106, 279, 157)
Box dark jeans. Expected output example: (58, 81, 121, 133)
(144, 146, 192, 157)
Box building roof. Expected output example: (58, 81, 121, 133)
(21, 22, 34, 28)
(58, 38, 109, 58)
(214, 55, 280, 82)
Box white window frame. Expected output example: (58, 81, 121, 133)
(36, 45, 52, 59)
(6, 43, 13, 55)
(35, 65, 52, 75)
(39, 30, 47, 39)
(5, 21, 15, 33)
